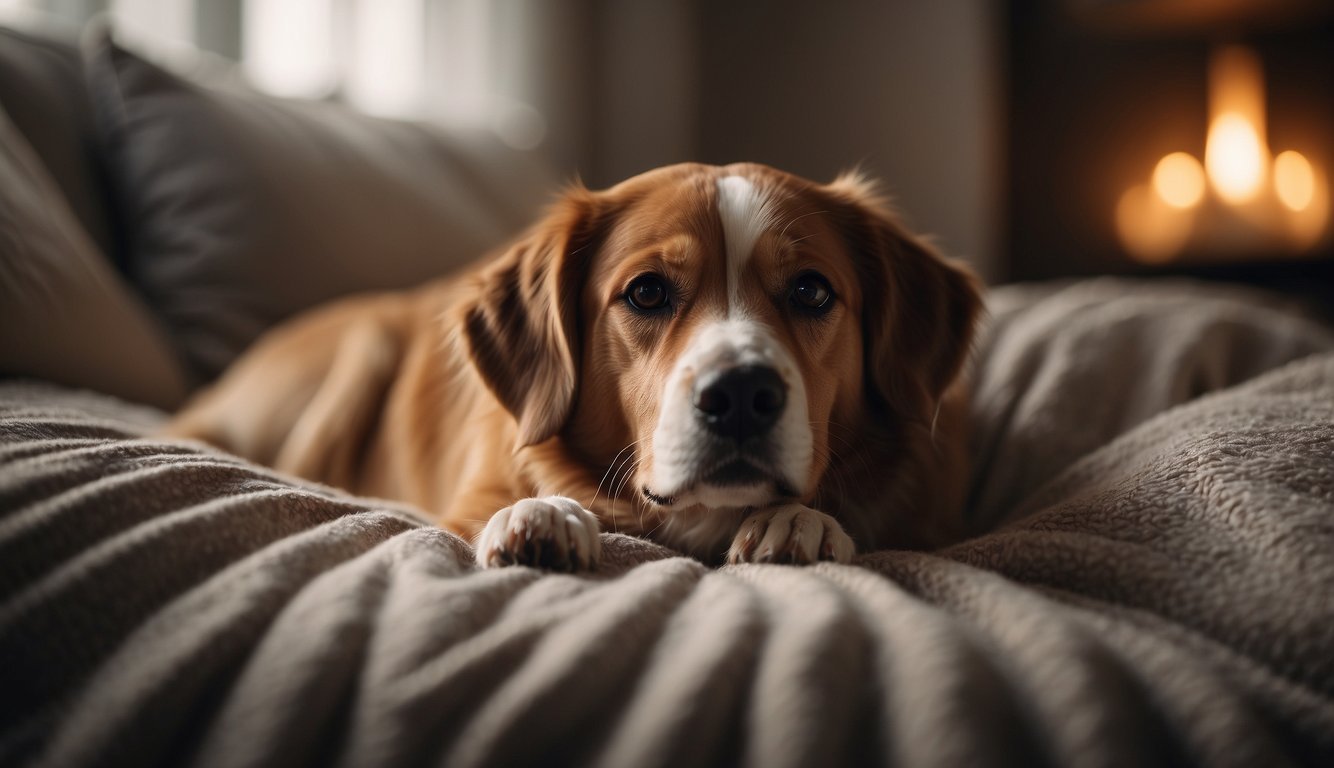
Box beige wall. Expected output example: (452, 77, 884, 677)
(28, 0, 1002, 275)
(584, 0, 1003, 278)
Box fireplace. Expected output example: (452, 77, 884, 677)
(1115, 44, 1328, 262)
(1005, 0, 1334, 300)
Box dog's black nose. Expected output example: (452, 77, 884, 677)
(694, 365, 786, 440)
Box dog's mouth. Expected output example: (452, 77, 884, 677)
(702, 458, 771, 487)
(642, 454, 798, 509)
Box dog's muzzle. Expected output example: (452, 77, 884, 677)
(645, 318, 812, 509)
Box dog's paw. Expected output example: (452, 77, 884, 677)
(726, 504, 855, 565)
(475, 496, 602, 571)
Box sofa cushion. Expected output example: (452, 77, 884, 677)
(0, 103, 189, 409)
(83, 29, 554, 382)
(0, 24, 119, 263)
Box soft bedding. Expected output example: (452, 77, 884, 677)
(2, 279, 1333, 767)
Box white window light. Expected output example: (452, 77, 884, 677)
(344, 0, 424, 117)
(242, 0, 337, 99)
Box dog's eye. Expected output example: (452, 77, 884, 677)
(626, 274, 671, 313)
(791, 272, 834, 313)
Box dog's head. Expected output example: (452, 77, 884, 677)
(464, 163, 980, 530)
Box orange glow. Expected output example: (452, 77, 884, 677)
(1274, 151, 1315, 212)
(1153, 152, 1206, 209)
(1283, 166, 1330, 250)
(1117, 44, 1328, 259)
(1207, 114, 1266, 203)
(1205, 46, 1268, 204)
(1116, 184, 1193, 263)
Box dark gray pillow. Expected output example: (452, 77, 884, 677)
(83, 29, 553, 382)
(0, 102, 189, 409)
(0, 24, 118, 262)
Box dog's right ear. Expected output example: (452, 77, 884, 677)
(461, 184, 607, 448)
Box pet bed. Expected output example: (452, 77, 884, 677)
(3, 279, 1333, 767)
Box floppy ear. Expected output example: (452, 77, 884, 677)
(462, 185, 605, 447)
(825, 171, 983, 419)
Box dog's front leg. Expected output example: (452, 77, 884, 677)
(726, 504, 855, 565)
(474, 496, 602, 572)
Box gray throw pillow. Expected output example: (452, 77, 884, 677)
(0, 103, 189, 409)
(0, 24, 118, 262)
(83, 29, 553, 382)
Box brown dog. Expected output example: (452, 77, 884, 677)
(165, 163, 982, 570)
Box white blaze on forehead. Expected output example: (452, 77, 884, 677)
(641, 173, 813, 528)
(716, 175, 777, 314)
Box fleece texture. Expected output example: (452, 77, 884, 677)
(1, 279, 1333, 767)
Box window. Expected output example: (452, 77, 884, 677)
(3, 0, 551, 153)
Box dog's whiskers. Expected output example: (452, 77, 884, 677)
(805, 439, 850, 510)
(593, 437, 648, 509)
(613, 458, 640, 511)
(811, 419, 878, 490)
(778, 209, 829, 241)
(610, 457, 643, 533)
(595, 436, 653, 536)
(643, 513, 671, 540)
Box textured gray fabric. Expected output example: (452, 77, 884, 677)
(968, 278, 1334, 531)
(2, 281, 1333, 767)
(83, 29, 554, 381)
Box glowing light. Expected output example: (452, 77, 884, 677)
(1205, 46, 1268, 204)
(1152, 152, 1206, 209)
(1116, 43, 1330, 259)
(1116, 184, 1194, 263)
(1283, 164, 1330, 249)
(1274, 151, 1316, 212)
(1206, 113, 1266, 203)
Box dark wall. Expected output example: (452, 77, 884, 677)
(587, 0, 1004, 278)
(693, 0, 1003, 277)
(1005, 0, 1334, 280)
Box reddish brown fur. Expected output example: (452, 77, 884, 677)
(165, 162, 982, 561)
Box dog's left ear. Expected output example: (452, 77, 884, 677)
(462, 184, 608, 447)
(824, 171, 983, 418)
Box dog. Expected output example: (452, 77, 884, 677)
(165, 162, 983, 570)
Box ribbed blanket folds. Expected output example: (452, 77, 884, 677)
(2, 279, 1332, 767)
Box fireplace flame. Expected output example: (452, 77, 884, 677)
(1274, 150, 1315, 212)
(1206, 113, 1266, 203)
(1205, 46, 1267, 204)
(1153, 152, 1206, 209)
(1117, 44, 1328, 262)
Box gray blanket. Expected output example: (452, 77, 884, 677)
(2, 279, 1333, 767)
